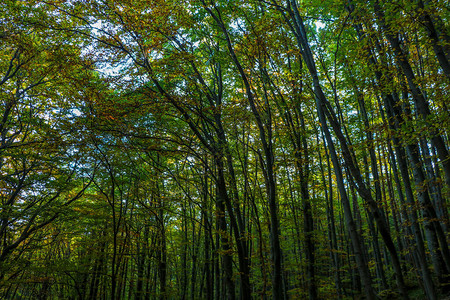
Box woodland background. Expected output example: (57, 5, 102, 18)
(0, 0, 449, 299)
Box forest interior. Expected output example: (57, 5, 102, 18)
(1, 0, 449, 299)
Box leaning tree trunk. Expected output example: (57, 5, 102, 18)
(287, 1, 408, 298)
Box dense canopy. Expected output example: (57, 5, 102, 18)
(0, 0, 449, 299)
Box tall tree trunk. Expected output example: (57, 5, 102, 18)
(356, 90, 388, 290)
(373, 0, 450, 190)
(201, 3, 283, 298)
(215, 157, 236, 300)
(318, 107, 376, 300)
(158, 198, 167, 300)
(319, 135, 342, 297)
(348, 5, 437, 296)
(414, 0, 450, 78)
(288, 2, 408, 297)
(202, 161, 213, 300)
(296, 118, 317, 300)
(381, 90, 438, 299)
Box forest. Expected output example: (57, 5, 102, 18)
(0, 0, 449, 299)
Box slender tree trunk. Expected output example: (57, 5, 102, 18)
(348, 6, 437, 296)
(215, 156, 236, 300)
(297, 135, 317, 300)
(201, 3, 282, 298)
(373, 0, 450, 189)
(318, 109, 376, 300)
(298, 120, 317, 299)
(356, 91, 388, 290)
(158, 199, 167, 300)
(414, 0, 450, 78)
(319, 136, 342, 298)
(288, 2, 407, 297)
(203, 162, 213, 300)
(382, 91, 437, 299)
